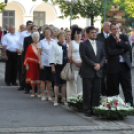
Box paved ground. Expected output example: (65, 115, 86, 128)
(1, 62, 134, 134)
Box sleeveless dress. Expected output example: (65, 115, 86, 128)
(66, 40, 83, 98)
(24, 44, 40, 85)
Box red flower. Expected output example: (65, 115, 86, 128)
(106, 104, 111, 108)
(113, 102, 118, 106)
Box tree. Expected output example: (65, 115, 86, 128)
(0, 2, 6, 13)
(50, 0, 104, 26)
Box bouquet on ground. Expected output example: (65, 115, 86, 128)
(94, 95, 134, 120)
(67, 92, 83, 111)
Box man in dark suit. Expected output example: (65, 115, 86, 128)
(96, 22, 111, 95)
(79, 26, 106, 117)
(105, 22, 133, 106)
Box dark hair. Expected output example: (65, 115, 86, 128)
(110, 22, 117, 29)
(26, 20, 33, 25)
(86, 26, 96, 33)
(71, 27, 82, 40)
(121, 28, 126, 32)
(30, 25, 38, 30)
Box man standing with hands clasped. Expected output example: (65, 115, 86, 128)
(79, 26, 106, 117)
(105, 22, 133, 106)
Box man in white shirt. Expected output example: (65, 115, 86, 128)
(2, 25, 19, 86)
(16, 24, 26, 87)
(16, 21, 33, 91)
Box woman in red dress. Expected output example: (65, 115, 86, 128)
(24, 32, 40, 97)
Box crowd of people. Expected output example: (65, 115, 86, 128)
(0, 20, 133, 117)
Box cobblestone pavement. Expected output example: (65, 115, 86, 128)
(0, 62, 134, 134)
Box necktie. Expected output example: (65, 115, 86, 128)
(116, 39, 121, 61)
(92, 41, 97, 55)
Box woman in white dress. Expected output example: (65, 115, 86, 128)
(67, 27, 83, 98)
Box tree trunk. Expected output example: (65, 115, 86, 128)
(91, 15, 94, 26)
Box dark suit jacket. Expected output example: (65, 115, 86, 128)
(40, 33, 45, 40)
(96, 32, 108, 72)
(96, 32, 105, 43)
(105, 34, 132, 73)
(79, 40, 106, 78)
(23, 36, 33, 57)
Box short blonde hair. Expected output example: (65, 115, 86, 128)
(57, 30, 65, 39)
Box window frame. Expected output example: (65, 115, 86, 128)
(2, 10, 15, 28)
(33, 11, 46, 27)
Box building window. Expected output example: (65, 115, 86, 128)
(33, 12, 46, 27)
(3, 10, 15, 27)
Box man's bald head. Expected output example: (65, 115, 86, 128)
(9, 25, 15, 34)
(5, 24, 9, 30)
(103, 21, 111, 33)
(20, 24, 26, 32)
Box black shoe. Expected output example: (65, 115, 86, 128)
(17, 87, 24, 91)
(85, 111, 92, 117)
(6, 83, 10, 86)
(24, 89, 30, 94)
(12, 83, 18, 86)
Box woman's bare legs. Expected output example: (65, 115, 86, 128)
(41, 81, 46, 97)
(31, 85, 35, 95)
(54, 86, 59, 104)
(46, 81, 52, 98)
(61, 84, 67, 104)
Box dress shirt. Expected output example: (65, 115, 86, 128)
(103, 31, 110, 39)
(19, 30, 31, 50)
(88, 39, 97, 55)
(2, 32, 19, 52)
(38, 38, 56, 67)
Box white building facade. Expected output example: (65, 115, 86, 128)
(0, 0, 101, 31)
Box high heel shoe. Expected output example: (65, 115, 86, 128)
(31, 94, 35, 97)
(54, 98, 58, 106)
(62, 97, 68, 105)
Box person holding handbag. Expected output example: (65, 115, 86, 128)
(67, 26, 83, 99)
(49, 30, 68, 106)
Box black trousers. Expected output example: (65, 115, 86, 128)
(17, 55, 22, 86)
(21, 51, 31, 90)
(83, 75, 101, 112)
(101, 71, 108, 95)
(107, 63, 133, 106)
(6, 50, 18, 84)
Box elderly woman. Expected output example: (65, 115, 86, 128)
(24, 32, 40, 97)
(50, 31, 68, 106)
(38, 26, 56, 101)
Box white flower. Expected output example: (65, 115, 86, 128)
(117, 106, 121, 110)
(111, 108, 116, 111)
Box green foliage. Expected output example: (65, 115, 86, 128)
(0, 2, 6, 13)
(51, 0, 104, 25)
(67, 94, 83, 111)
(93, 109, 134, 120)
